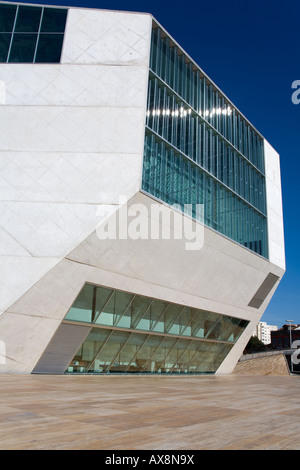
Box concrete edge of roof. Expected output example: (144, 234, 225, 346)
(1, 0, 272, 146)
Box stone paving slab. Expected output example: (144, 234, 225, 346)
(0, 374, 299, 450)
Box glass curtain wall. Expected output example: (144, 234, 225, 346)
(0, 3, 67, 63)
(149, 27, 264, 172)
(65, 283, 249, 374)
(143, 132, 268, 255)
(142, 26, 268, 258)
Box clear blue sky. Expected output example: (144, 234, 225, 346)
(7, 0, 300, 328)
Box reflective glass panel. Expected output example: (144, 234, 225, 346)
(153, 336, 178, 372)
(195, 342, 233, 373)
(8, 33, 37, 62)
(65, 283, 249, 374)
(40, 8, 67, 32)
(14, 6, 42, 32)
(131, 296, 152, 331)
(64, 283, 248, 343)
(194, 342, 216, 373)
(94, 291, 116, 327)
(150, 300, 168, 333)
(95, 290, 133, 327)
(35, 33, 64, 63)
(171, 338, 192, 373)
(93, 285, 114, 322)
(163, 337, 184, 372)
(204, 311, 222, 340)
(219, 316, 242, 342)
(0, 4, 17, 32)
(113, 291, 134, 328)
(187, 341, 207, 373)
(64, 283, 94, 323)
(164, 303, 184, 334)
(139, 334, 165, 373)
(92, 330, 130, 372)
(123, 332, 150, 373)
(67, 325, 238, 375)
(0, 5, 67, 63)
(144, 27, 268, 259)
(105, 330, 132, 372)
(142, 132, 268, 258)
(69, 327, 111, 373)
(118, 332, 149, 373)
(232, 319, 249, 342)
(178, 308, 194, 337)
(0, 33, 11, 61)
(191, 309, 210, 338)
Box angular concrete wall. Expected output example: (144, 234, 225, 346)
(0, 8, 152, 317)
(264, 140, 285, 271)
(0, 6, 285, 375)
(0, 192, 285, 373)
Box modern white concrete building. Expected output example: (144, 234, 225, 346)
(0, 2, 285, 374)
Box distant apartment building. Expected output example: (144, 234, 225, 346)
(253, 321, 278, 345)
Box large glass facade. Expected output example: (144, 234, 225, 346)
(0, 3, 67, 63)
(64, 283, 249, 374)
(142, 26, 268, 258)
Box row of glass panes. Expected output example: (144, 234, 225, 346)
(0, 3, 67, 63)
(67, 326, 234, 374)
(150, 27, 265, 173)
(146, 77, 266, 214)
(65, 283, 249, 343)
(142, 132, 268, 258)
(0, 32, 64, 63)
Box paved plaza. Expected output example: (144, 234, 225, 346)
(0, 374, 299, 450)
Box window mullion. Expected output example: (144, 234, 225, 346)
(33, 6, 44, 63)
(7, 4, 19, 62)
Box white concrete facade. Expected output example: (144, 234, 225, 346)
(0, 7, 151, 316)
(264, 140, 285, 271)
(0, 4, 285, 374)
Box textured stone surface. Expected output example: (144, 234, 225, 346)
(233, 354, 290, 376)
(0, 374, 299, 450)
